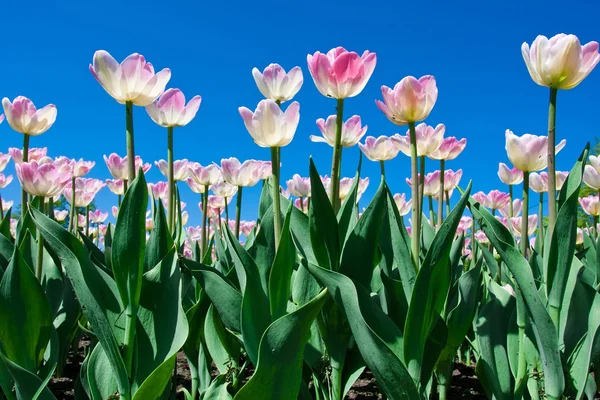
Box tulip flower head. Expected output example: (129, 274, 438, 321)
(430, 137, 467, 160)
(406, 171, 441, 197)
(188, 163, 222, 186)
(106, 179, 125, 195)
(498, 163, 524, 185)
(146, 88, 201, 127)
(393, 193, 412, 216)
(393, 123, 445, 157)
(239, 99, 300, 148)
(2, 201, 13, 213)
(580, 195, 600, 217)
(104, 153, 151, 180)
(529, 172, 549, 193)
(310, 115, 368, 148)
(258, 161, 273, 180)
(71, 159, 95, 178)
(511, 215, 539, 237)
(281, 187, 291, 199)
(584, 156, 600, 190)
(2, 96, 57, 136)
(9, 147, 48, 164)
(187, 226, 203, 242)
(473, 190, 511, 210)
(505, 130, 566, 172)
(0, 154, 11, 172)
(89, 210, 109, 224)
(474, 230, 489, 244)
(294, 197, 309, 213)
(252, 63, 303, 103)
(521, 34, 600, 90)
(499, 199, 523, 218)
(112, 206, 119, 218)
(443, 169, 463, 192)
(185, 177, 206, 194)
(89, 50, 171, 106)
(211, 180, 238, 198)
(358, 135, 402, 161)
(63, 178, 105, 207)
(376, 76, 438, 126)
(54, 209, 68, 222)
(0, 174, 13, 189)
(15, 160, 71, 198)
(287, 174, 311, 198)
(240, 221, 257, 237)
(306, 47, 376, 99)
(576, 228, 584, 245)
(221, 158, 262, 187)
(155, 159, 190, 181)
(148, 182, 169, 201)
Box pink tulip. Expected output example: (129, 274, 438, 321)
(357, 177, 370, 201)
(294, 197, 309, 213)
(104, 153, 151, 180)
(286, 174, 311, 198)
(72, 159, 95, 178)
(555, 171, 569, 191)
(187, 226, 203, 241)
(2, 200, 13, 213)
(241, 221, 256, 237)
(310, 115, 368, 147)
(499, 199, 522, 218)
(181, 211, 189, 226)
(338, 178, 355, 200)
(77, 214, 87, 228)
(99, 224, 108, 236)
(511, 215, 539, 237)
(577, 228, 584, 245)
(0, 154, 11, 172)
(474, 230, 489, 244)
(358, 135, 401, 161)
(155, 159, 190, 181)
(393, 123, 445, 157)
(456, 216, 473, 236)
(54, 209, 68, 222)
(393, 193, 412, 216)
(198, 203, 222, 219)
(89, 210, 108, 224)
(112, 206, 119, 218)
(529, 172, 549, 193)
(258, 161, 273, 180)
(9, 147, 48, 164)
(430, 137, 467, 161)
(188, 163, 222, 186)
(505, 130, 566, 172)
(221, 158, 262, 187)
(211, 180, 238, 198)
(580, 195, 600, 217)
(281, 187, 291, 199)
(15, 160, 71, 198)
(498, 163, 524, 185)
(443, 169, 463, 191)
(522, 34, 599, 90)
(208, 195, 230, 209)
(306, 47, 376, 99)
(148, 182, 169, 200)
(584, 156, 600, 190)
(2, 96, 57, 135)
(320, 176, 332, 193)
(185, 177, 206, 194)
(376, 76, 438, 125)
(0, 174, 13, 189)
(106, 179, 125, 195)
(406, 171, 441, 197)
(252, 64, 303, 102)
(90, 50, 171, 106)
(146, 88, 201, 127)
(0, 114, 3, 124)
(473, 190, 510, 210)
(63, 178, 105, 207)
(239, 99, 300, 147)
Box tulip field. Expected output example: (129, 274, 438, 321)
(1, 34, 600, 400)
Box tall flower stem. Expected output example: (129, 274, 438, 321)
(419, 156, 426, 217)
(538, 192, 544, 256)
(68, 177, 76, 232)
(167, 126, 175, 232)
(408, 122, 420, 269)
(35, 198, 45, 282)
(118, 194, 122, 207)
(547, 88, 558, 231)
(428, 195, 435, 227)
(86, 205, 90, 237)
(445, 191, 451, 215)
(235, 187, 243, 239)
(300, 196, 305, 213)
(224, 197, 230, 224)
(201, 188, 208, 257)
(520, 172, 530, 257)
(380, 160, 386, 178)
(270, 147, 282, 249)
(438, 159, 445, 229)
(329, 98, 345, 213)
(125, 101, 136, 184)
(21, 134, 30, 220)
(509, 185, 514, 217)
(0, 195, 4, 220)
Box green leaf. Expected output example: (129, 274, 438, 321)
(87, 344, 117, 400)
(572, 291, 600, 399)
(268, 205, 295, 320)
(248, 205, 275, 292)
(0, 207, 13, 240)
(233, 289, 328, 400)
(112, 168, 148, 311)
(278, 194, 315, 265)
(204, 305, 239, 374)
(204, 374, 232, 400)
(0, 354, 56, 400)
(337, 169, 361, 244)
(0, 244, 52, 372)
(144, 200, 174, 272)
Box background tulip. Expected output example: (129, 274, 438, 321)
(505, 130, 566, 172)
(2, 96, 57, 136)
(376, 75, 438, 126)
(498, 162, 524, 185)
(156, 159, 190, 181)
(306, 47, 376, 99)
(104, 154, 151, 180)
(221, 158, 262, 187)
(252, 64, 303, 102)
(188, 163, 222, 186)
(239, 99, 300, 148)
(0, 174, 13, 189)
(294, 197, 309, 213)
(15, 160, 70, 198)
(0, 154, 11, 172)
(0, 114, 3, 124)
(146, 88, 201, 127)
(148, 182, 169, 200)
(287, 174, 311, 198)
(430, 137, 467, 160)
(443, 169, 463, 191)
(406, 171, 441, 197)
(530, 172, 549, 193)
(580, 195, 600, 217)
(106, 179, 125, 195)
(393, 123, 445, 157)
(358, 135, 401, 161)
(584, 156, 600, 190)
(211, 180, 238, 198)
(89, 210, 108, 224)
(9, 147, 47, 164)
(310, 115, 368, 147)
(54, 209, 68, 222)
(393, 193, 412, 216)
(258, 161, 273, 180)
(511, 215, 539, 237)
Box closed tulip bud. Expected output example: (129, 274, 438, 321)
(188, 163, 222, 186)
(181, 211, 189, 226)
(580, 195, 600, 216)
(505, 130, 566, 172)
(106, 179, 125, 195)
(146, 89, 201, 127)
(406, 171, 441, 197)
(498, 163, 524, 185)
(393, 123, 445, 157)
(584, 156, 600, 190)
(430, 137, 467, 160)
(310, 115, 368, 147)
(0, 174, 13, 189)
(376, 76, 438, 126)
(307, 47, 376, 99)
(252, 64, 303, 102)
(15, 160, 71, 198)
(54, 209, 68, 222)
(2, 96, 57, 136)
(443, 169, 463, 191)
(211, 180, 238, 198)
(89, 210, 108, 224)
(521, 34, 599, 90)
(576, 228, 584, 245)
(112, 206, 119, 218)
(145, 218, 154, 232)
(286, 174, 311, 198)
(90, 50, 171, 106)
(148, 182, 169, 200)
(0, 154, 11, 172)
(9, 147, 48, 164)
(511, 215, 539, 237)
(155, 159, 190, 181)
(239, 99, 300, 148)
(358, 135, 401, 161)
(73, 159, 95, 177)
(393, 193, 412, 216)
(221, 158, 262, 187)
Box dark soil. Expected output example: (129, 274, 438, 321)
(47, 340, 486, 399)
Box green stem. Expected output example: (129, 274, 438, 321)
(446, 190, 451, 215)
(428, 195, 434, 227)
(438, 159, 445, 229)
(201, 189, 208, 257)
(547, 88, 558, 232)
(300, 196, 304, 213)
(86, 205, 90, 237)
(235, 186, 243, 239)
(329, 98, 345, 213)
(118, 194, 122, 207)
(224, 197, 229, 224)
(35, 198, 45, 282)
(47, 198, 54, 218)
(408, 122, 420, 270)
(68, 177, 76, 232)
(509, 185, 514, 217)
(419, 156, 425, 217)
(380, 160, 385, 178)
(271, 147, 282, 249)
(122, 306, 137, 380)
(538, 192, 544, 256)
(521, 172, 530, 257)
(167, 126, 175, 232)
(125, 101, 136, 184)
(21, 134, 30, 220)
(123, 179, 128, 194)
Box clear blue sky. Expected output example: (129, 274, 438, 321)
(1, 0, 598, 226)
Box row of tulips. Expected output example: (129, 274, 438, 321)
(0, 32, 599, 400)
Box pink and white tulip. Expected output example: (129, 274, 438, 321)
(252, 64, 303, 102)
(376, 76, 438, 125)
(239, 100, 300, 147)
(73, 159, 95, 177)
(155, 159, 190, 181)
(221, 158, 262, 187)
(498, 163, 524, 185)
(106, 179, 125, 195)
(112, 206, 119, 218)
(393, 123, 445, 157)
(15, 160, 71, 198)
(294, 197, 309, 213)
(511, 215, 539, 237)
(2, 96, 57, 135)
(148, 182, 169, 200)
(443, 169, 463, 191)
(258, 161, 273, 180)
(473, 190, 511, 210)
(580, 195, 600, 217)
(89, 210, 109, 224)
(393, 193, 412, 216)
(505, 130, 566, 172)
(499, 199, 522, 218)
(9, 147, 47, 164)
(0, 174, 13, 189)
(358, 136, 401, 161)
(430, 137, 467, 160)
(0, 154, 11, 172)
(406, 171, 441, 197)
(104, 153, 151, 180)
(54, 209, 68, 222)
(584, 156, 600, 190)
(2, 201, 14, 213)
(287, 174, 311, 198)
(188, 163, 222, 187)
(211, 180, 238, 198)
(310, 115, 368, 147)
(146, 88, 201, 127)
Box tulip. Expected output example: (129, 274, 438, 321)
(187, 226, 203, 242)
(511, 215, 539, 238)
(287, 174, 311, 198)
(2, 96, 57, 136)
(357, 177, 370, 201)
(9, 147, 48, 165)
(252, 64, 303, 103)
(407, 171, 440, 226)
(393, 193, 412, 216)
(0, 174, 13, 189)
(155, 159, 190, 181)
(310, 115, 368, 148)
(498, 163, 524, 185)
(580, 195, 600, 217)
(0, 114, 3, 124)
(505, 130, 566, 173)
(107, 179, 125, 196)
(294, 197, 309, 214)
(358, 136, 402, 163)
(54, 209, 68, 222)
(221, 158, 262, 187)
(393, 123, 445, 158)
(443, 169, 463, 192)
(457, 216, 473, 237)
(2, 200, 13, 213)
(529, 172, 549, 193)
(240, 221, 256, 237)
(258, 161, 273, 180)
(77, 214, 87, 229)
(112, 206, 119, 219)
(211, 180, 237, 222)
(73, 159, 95, 177)
(89, 210, 108, 224)
(148, 182, 169, 201)
(104, 153, 151, 181)
(474, 230, 489, 245)
(189, 162, 223, 253)
(473, 190, 511, 212)
(281, 187, 291, 199)
(576, 228, 584, 245)
(306, 47, 376, 99)
(338, 177, 355, 201)
(15, 160, 70, 199)
(0, 154, 11, 173)
(145, 218, 154, 232)
(500, 199, 522, 219)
